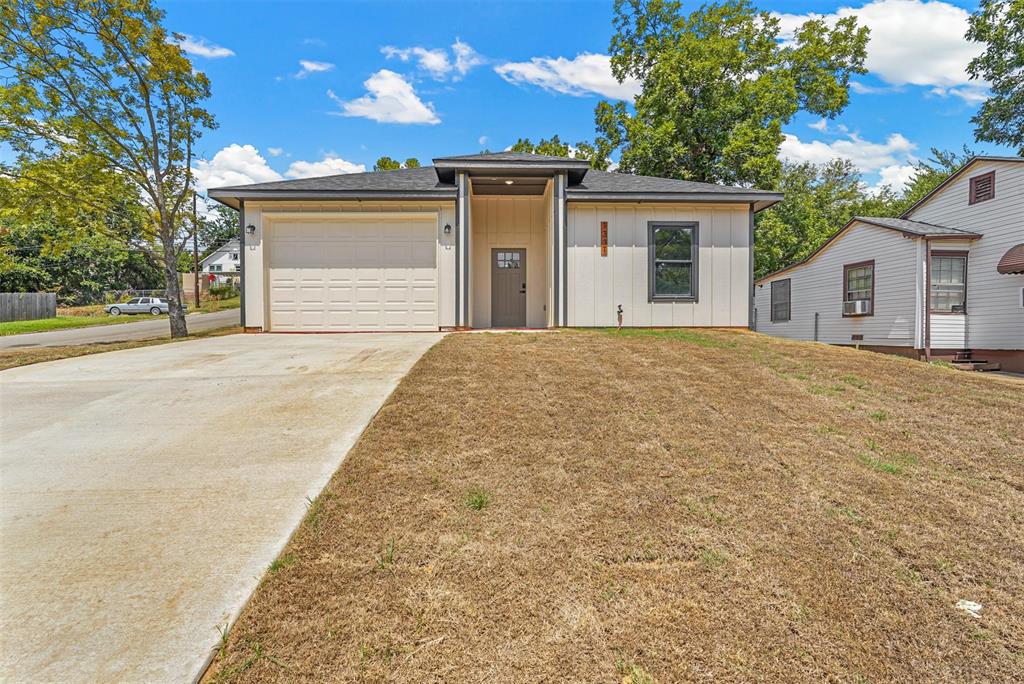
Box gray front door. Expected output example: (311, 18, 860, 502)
(491, 248, 526, 327)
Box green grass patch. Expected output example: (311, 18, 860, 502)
(465, 488, 491, 511)
(869, 410, 890, 422)
(597, 327, 735, 348)
(857, 451, 917, 476)
(0, 315, 131, 336)
(267, 553, 296, 574)
(699, 548, 727, 568)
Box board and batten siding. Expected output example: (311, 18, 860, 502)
(754, 222, 920, 346)
(241, 201, 456, 330)
(567, 203, 751, 327)
(907, 159, 1024, 350)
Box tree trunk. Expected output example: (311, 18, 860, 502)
(159, 219, 188, 338)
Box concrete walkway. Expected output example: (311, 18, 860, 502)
(0, 333, 444, 682)
(0, 308, 240, 349)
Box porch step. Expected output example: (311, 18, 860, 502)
(951, 360, 1001, 372)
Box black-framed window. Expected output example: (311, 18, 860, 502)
(931, 253, 967, 313)
(771, 279, 791, 322)
(843, 260, 874, 316)
(648, 222, 698, 300)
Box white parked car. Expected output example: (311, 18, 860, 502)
(105, 297, 171, 316)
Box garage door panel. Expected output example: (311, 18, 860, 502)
(268, 219, 438, 331)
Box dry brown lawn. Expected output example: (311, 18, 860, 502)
(206, 329, 1023, 683)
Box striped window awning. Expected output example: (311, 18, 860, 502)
(997, 243, 1024, 275)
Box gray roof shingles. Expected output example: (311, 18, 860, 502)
(853, 216, 981, 237)
(570, 169, 777, 196)
(209, 165, 454, 194)
(208, 156, 781, 202)
(432, 151, 582, 163)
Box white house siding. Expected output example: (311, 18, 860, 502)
(754, 222, 919, 346)
(908, 159, 1024, 351)
(470, 194, 550, 328)
(567, 203, 751, 327)
(241, 201, 456, 330)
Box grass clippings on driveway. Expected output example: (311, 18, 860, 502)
(206, 329, 1024, 683)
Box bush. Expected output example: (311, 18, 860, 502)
(207, 284, 239, 299)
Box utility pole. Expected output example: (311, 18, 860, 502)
(193, 190, 200, 309)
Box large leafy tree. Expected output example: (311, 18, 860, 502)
(967, 0, 1024, 154)
(509, 135, 610, 170)
(597, 0, 869, 187)
(0, 0, 216, 337)
(373, 156, 420, 171)
(755, 148, 980, 277)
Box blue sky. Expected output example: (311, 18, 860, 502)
(163, 0, 1014, 194)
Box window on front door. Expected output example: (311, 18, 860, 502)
(931, 254, 967, 313)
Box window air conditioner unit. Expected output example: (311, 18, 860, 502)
(844, 299, 869, 315)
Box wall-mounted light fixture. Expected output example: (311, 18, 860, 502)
(504, 179, 514, 185)
(443, 223, 452, 235)
(245, 224, 256, 236)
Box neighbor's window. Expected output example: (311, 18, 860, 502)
(649, 222, 698, 300)
(969, 171, 995, 204)
(843, 261, 874, 316)
(770, 279, 791, 322)
(931, 253, 967, 313)
(210, 264, 223, 272)
(230, 252, 239, 261)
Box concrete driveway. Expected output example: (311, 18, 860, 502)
(0, 332, 444, 682)
(0, 308, 239, 349)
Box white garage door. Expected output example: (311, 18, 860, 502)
(267, 218, 438, 331)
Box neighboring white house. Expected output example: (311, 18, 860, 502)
(200, 238, 241, 286)
(754, 156, 1024, 371)
(208, 152, 782, 332)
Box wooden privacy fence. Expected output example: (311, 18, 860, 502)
(0, 292, 57, 322)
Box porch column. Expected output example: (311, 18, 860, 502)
(456, 171, 471, 327)
(552, 172, 568, 326)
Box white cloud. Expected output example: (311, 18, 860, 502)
(295, 60, 334, 79)
(930, 85, 989, 104)
(382, 45, 451, 79)
(193, 145, 365, 191)
(192, 144, 281, 191)
(775, 1, 986, 93)
(328, 70, 440, 124)
(452, 39, 485, 77)
(173, 34, 234, 59)
(849, 81, 898, 95)
(808, 118, 829, 132)
(285, 155, 365, 178)
(871, 163, 919, 193)
(381, 39, 483, 80)
(266, 147, 284, 157)
(494, 53, 641, 100)
(779, 131, 917, 173)
(478, 135, 488, 146)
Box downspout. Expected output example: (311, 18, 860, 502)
(238, 199, 246, 330)
(924, 237, 931, 361)
(748, 204, 755, 330)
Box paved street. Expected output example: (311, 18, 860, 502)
(0, 309, 240, 349)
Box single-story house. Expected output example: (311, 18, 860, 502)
(208, 152, 781, 332)
(200, 238, 241, 286)
(753, 156, 1024, 371)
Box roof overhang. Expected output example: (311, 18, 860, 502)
(997, 243, 1024, 275)
(433, 158, 591, 184)
(206, 189, 457, 210)
(566, 192, 783, 212)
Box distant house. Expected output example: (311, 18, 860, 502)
(754, 156, 1024, 372)
(200, 238, 240, 286)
